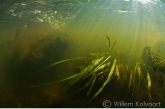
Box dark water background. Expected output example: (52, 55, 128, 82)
(0, 0, 165, 107)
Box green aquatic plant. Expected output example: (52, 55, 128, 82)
(127, 61, 152, 102)
(32, 36, 118, 104)
(32, 52, 117, 103)
(32, 36, 154, 106)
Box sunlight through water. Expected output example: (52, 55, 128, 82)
(64, 0, 165, 60)
(1, 0, 165, 107)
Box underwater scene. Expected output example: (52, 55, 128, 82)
(0, 0, 165, 108)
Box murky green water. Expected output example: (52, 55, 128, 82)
(0, 0, 165, 107)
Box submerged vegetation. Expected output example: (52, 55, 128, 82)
(32, 36, 165, 107)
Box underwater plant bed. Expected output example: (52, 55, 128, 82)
(32, 36, 165, 107)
